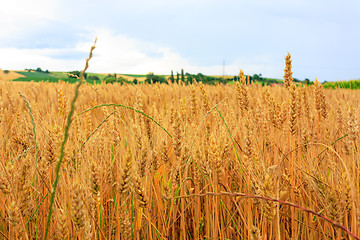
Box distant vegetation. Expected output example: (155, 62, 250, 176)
(323, 79, 360, 89)
(13, 71, 100, 84)
(104, 74, 131, 84)
(13, 71, 63, 82)
(9, 68, 355, 88)
(25, 67, 50, 74)
(145, 72, 167, 84)
(10, 69, 314, 86)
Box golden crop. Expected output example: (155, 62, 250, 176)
(0, 54, 359, 239)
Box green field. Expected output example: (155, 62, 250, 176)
(13, 71, 104, 84)
(323, 79, 360, 89)
(121, 73, 148, 78)
(13, 71, 66, 82)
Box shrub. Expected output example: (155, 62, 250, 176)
(104, 76, 117, 84)
(105, 76, 128, 84)
(87, 75, 100, 81)
(145, 72, 166, 84)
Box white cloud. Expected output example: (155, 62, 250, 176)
(85, 29, 274, 76)
(0, 48, 85, 71)
(86, 29, 189, 74)
(0, 29, 276, 77)
(0, 0, 59, 41)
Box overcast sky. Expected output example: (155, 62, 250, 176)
(1, 0, 359, 81)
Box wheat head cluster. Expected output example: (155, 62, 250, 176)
(0, 51, 360, 240)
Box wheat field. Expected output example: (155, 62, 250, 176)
(1, 54, 360, 239)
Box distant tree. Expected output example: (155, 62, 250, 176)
(196, 73, 205, 82)
(105, 77, 117, 84)
(186, 73, 192, 84)
(3, 70, 9, 74)
(176, 72, 179, 82)
(133, 78, 138, 84)
(45, 69, 50, 74)
(36, 67, 42, 72)
(170, 70, 174, 82)
(117, 77, 128, 84)
(181, 69, 184, 82)
(145, 72, 166, 84)
(304, 78, 311, 85)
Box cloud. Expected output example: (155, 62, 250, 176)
(1, 0, 359, 81)
(0, 29, 277, 77)
(86, 29, 188, 74)
(0, 0, 59, 40)
(83, 29, 275, 76)
(0, 47, 85, 71)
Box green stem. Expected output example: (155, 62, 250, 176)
(44, 75, 83, 240)
(78, 110, 116, 152)
(25, 192, 49, 226)
(44, 38, 96, 240)
(79, 103, 172, 138)
(18, 92, 39, 239)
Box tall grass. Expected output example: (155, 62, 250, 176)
(0, 54, 359, 239)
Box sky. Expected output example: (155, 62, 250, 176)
(0, 0, 359, 82)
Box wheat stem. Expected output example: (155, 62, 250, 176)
(44, 38, 96, 240)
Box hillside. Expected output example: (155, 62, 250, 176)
(4, 70, 296, 86)
(0, 70, 25, 81)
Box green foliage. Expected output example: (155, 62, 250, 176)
(170, 70, 174, 82)
(303, 78, 311, 85)
(145, 72, 167, 84)
(184, 73, 222, 85)
(323, 80, 360, 89)
(87, 75, 100, 81)
(3, 70, 9, 74)
(104, 77, 117, 84)
(186, 73, 193, 84)
(104, 74, 114, 79)
(104, 74, 129, 84)
(9, 69, 320, 87)
(23, 68, 50, 74)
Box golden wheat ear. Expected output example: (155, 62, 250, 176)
(284, 52, 293, 88)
